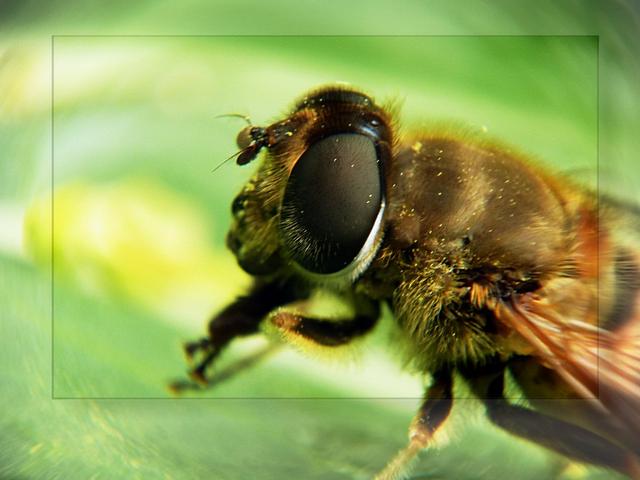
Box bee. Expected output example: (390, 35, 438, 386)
(178, 85, 640, 479)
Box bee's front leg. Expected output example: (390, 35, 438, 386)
(170, 279, 302, 392)
(374, 370, 454, 480)
(266, 295, 380, 347)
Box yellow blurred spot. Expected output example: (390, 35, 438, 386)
(24, 178, 249, 329)
(29, 443, 43, 454)
(557, 461, 589, 479)
(0, 44, 50, 118)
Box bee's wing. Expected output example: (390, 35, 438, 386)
(496, 291, 640, 448)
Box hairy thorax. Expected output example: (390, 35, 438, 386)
(362, 134, 587, 371)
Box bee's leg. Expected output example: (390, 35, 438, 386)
(267, 296, 380, 347)
(482, 371, 640, 478)
(374, 370, 454, 480)
(170, 280, 301, 392)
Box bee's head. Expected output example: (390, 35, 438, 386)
(226, 85, 394, 284)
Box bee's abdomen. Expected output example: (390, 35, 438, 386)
(602, 248, 640, 331)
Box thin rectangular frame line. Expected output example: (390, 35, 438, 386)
(50, 34, 600, 401)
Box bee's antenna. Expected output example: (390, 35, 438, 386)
(215, 113, 253, 126)
(211, 113, 254, 173)
(211, 149, 245, 173)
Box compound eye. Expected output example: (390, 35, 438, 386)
(280, 133, 383, 274)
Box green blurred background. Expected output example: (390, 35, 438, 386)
(1, 1, 638, 479)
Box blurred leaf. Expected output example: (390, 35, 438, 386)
(6, 256, 626, 480)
